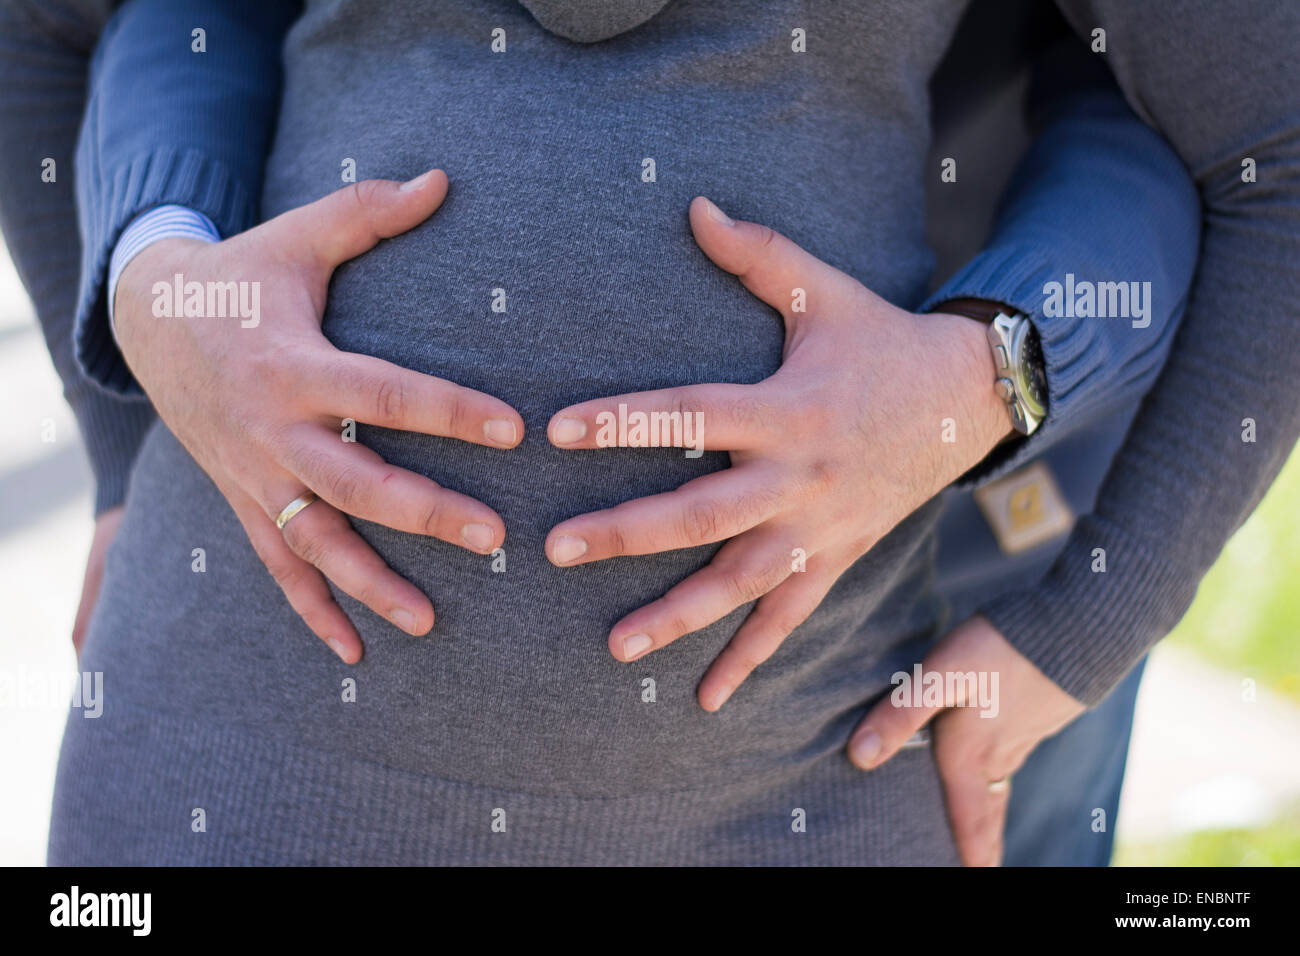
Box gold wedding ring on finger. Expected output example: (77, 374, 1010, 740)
(275, 491, 319, 530)
(987, 777, 1011, 795)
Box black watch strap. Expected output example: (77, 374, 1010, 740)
(929, 296, 1018, 323)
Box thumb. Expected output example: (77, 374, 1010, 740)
(687, 195, 845, 323)
(273, 168, 449, 271)
(848, 670, 947, 771)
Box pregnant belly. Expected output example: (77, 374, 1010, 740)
(304, 186, 809, 791)
(86, 223, 940, 805)
(93, 410, 938, 800)
(84, 176, 943, 800)
(90, 80, 940, 798)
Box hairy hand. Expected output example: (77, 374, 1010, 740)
(113, 170, 524, 661)
(544, 197, 1012, 708)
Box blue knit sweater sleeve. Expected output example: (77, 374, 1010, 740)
(0, 0, 156, 515)
(922, 85, 1201, 482)
(73, 0, 301, 395)
(983, 0, 1300, 706)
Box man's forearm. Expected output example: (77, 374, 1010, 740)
(921, 48, 1200, 487)
(984, 0, 1300, 705)
(0, 0, 155, 514)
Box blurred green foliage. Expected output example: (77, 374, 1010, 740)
(1116, 803, 1300, 866)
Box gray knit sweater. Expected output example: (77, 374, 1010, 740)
(47, 1, 1300, 864)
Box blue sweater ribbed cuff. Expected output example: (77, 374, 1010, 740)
(63, 386, 157, 515)
(922, 244, 1113, 487)
(75, 147, 256, 395)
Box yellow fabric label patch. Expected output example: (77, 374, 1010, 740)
(972, 460, 1074, 555)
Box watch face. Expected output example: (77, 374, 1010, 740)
(1014, 322, 1049, 416)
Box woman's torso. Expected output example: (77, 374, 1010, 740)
(82, 0, 969, 801)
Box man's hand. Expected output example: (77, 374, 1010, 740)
(113, 170, 525, 662)
(848, 615, 1086, 865)
(71, 504, 125, 658)
(543, 197, 1013, 708)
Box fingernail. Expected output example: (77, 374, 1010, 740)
(390, 608, 418, 634)
(850, 730, 882, 768)
(399, 169, 436, 192)
(551, 417, 587, 445)
(551, 534, 588, 564)
(326, 637, 350, 661)
(461, 522, 495, 553)
(484, 418, 517, 446)
(621, 632, 653, 660)
(703, 198, 735, 227)
(704, 683, 733, 711)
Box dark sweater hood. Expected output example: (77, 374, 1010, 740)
(516, 0, 673, 42)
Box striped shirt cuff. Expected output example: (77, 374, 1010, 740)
(107, 205, 222, 339)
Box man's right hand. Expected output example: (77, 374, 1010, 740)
(112, 169, 524, 663)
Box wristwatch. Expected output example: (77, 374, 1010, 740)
(932, 297, 1048, 436)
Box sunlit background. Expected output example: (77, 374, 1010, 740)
(1, 235, 1297, 866)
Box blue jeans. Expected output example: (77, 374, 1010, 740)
(1003, 657, 1146, 866)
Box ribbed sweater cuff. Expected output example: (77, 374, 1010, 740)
(922, 244, 1108, 487)
(76, 147, 256, 395)
(62, 385, 157, 516)
(977, 516, 1198, 707)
